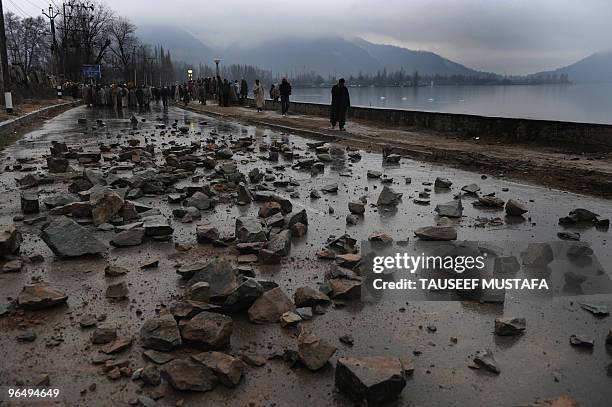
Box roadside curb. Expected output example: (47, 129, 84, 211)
(0, 100, 82, 139)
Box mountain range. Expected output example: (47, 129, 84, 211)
(533, 51, 612, 83)
(137, 25, 612, 82)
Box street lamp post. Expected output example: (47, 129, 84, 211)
(214, 58, 221, 105)
(214, 58, 220, 78)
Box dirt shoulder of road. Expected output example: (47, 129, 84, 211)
(0, 99, 61, 122)
(178, 102, 612, 199)
(0, 99, 79, 151)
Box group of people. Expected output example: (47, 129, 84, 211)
(74, 73, 352, 130)
(80, 83, 176, 109)
(176, 77, 249, 107)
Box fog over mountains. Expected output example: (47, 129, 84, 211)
(138, 25, 611, 82)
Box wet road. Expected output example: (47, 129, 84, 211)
(0, 104, 611, 406)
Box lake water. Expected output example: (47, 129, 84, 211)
(289, 83, 612, 124)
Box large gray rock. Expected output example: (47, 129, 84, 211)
(235, 217, 267, 243)
(248, 287, 295, 323)
(17, 283, 68, 310)
(179, 311, 233, 349)
(376, 186, 402, 206)
(41, 217, 107, 257)
(161, 358, 218, 391)
(0, 224, 22, 257)
(335, 356, 407, 405)
(435, 200, 463, 218)
(140, 314, 182, 351)
(298, 332, 337, 371)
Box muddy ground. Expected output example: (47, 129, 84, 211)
(0, 104, 611, 406)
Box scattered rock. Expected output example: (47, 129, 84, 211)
(294, 287, 330, 307)
(17, 283, 68, 310)
(106, 281, 129, 299)
(494, 317, 526, 336)
(348, 201, 365, 214)
(191, 351, 244, 387)
(92, 324, 117, 344)
(41, 217, 107, 257)
(473, 349, 500, 374)
(196, 224, 220, 243)
(0, 224, 22, 257)
(435, 199, 463, 218)
(414, 226, 457, 241)
(235, 217, 267, 243)
(295, 332, 336, 371)
(248, 287, 295, 323)
(179, 311, 233, 349)
(569, 334, 594, 348)
(434, 177, 452, 188)
(111, 228, 145, 247)
(376, 186, 402, 206)
(161, 358, 218, 392)
(21, 192, 40, 214)
(335, 356, 407, 404)
(140, 314, 182, 351)
(506, 199, 528, 216)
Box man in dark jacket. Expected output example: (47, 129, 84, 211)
(161, 86, 169, 108)
(330, 78, 351, 130)
(278, 78, 291, 116)
(240, 79, 248, 104)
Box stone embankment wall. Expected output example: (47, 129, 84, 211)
(250, 99, 612, 152)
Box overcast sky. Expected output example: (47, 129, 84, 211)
(11, 0, 612, 74)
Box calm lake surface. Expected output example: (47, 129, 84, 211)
(289, 83, 612, 124)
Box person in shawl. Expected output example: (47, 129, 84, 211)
(253, 79, 265, 112)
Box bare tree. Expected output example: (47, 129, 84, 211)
(109, 17, 138, 80)
(3, 12, 50, 73)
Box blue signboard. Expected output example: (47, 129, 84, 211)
(82, 64, 101, 79)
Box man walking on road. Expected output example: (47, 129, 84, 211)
(279, 77, 292, 116)
(330, 78, 351, 130)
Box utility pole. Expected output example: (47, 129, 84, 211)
(43, 4, 62, 99)
(42, 4, 61, 74)
(0, 0, 12, 113)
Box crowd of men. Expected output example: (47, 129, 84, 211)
(69, 73, 352, 130)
